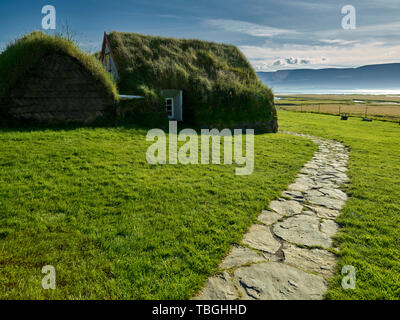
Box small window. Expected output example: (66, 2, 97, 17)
(166, 98, 174, 119)
(105, 53, 111, 72)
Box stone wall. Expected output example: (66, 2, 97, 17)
(0, 53, 116, 124)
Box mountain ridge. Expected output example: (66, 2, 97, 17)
(257, 63, 400, 91)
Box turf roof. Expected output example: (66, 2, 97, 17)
(107, 31, 276, 127)
(0, 31, 119, 102)
(107, 31, 265, 93)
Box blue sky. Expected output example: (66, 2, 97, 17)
(1, 0, 399, 71)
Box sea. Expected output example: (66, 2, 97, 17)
(274, 89, 400, 96)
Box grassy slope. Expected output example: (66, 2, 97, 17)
(0, 32, 118, 102)
(279, 110, 400, 299)
(0, 125, 315, 299)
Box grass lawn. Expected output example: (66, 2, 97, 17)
(279, 110, 400, 299)
(0, 124, 316, 299)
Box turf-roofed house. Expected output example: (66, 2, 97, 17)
(100, 31, 278, 132)
(0, 32, 119, 124)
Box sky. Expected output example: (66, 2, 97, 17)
(0, 0, 399, 71)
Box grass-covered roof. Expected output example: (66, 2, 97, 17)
(107, 32, 262, 93)
(0, 31, 119, 102)
(107, 32, 277, 129)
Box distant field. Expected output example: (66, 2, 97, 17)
(276, 94, 400, 121)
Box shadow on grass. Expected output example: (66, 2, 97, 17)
(0, 117, 276, 135)
(0, 117, 157, 134)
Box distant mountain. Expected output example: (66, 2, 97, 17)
(257, 63, 400, 92)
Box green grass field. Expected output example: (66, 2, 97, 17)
(0, 124, 315, 299)
(279, 110, 400, 299)
(1, 110, 399, 300)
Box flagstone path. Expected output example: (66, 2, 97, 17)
(194, 131, 349, 300)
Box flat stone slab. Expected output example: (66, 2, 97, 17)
(304, 162, 319, 170)
(234, 262, 327, 300)
(257, 210, 282, 226)
(282, 244, 337, 277)
(282, 190, 304, 201)
(288, 182, 311, 192)
(304, 189, 324, 198)
(273, 215, 332, 248)
(194, 271, 238, 300)
(313, 180, 339, 189)
(261, 251, 281, 262)
(319, 188, 348, 201)
(320, 219, 340, 237)
(220, 245, 265, 269)
(295, 176, 316, 187)
(306, 195, 345, 210)
(242, 224, 281, 254)
(269, 200, 303, 216)
(306, 205, 340, 220)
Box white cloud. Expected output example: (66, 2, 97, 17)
(202, 16, 400, 71)
(319, 39, 358, 45)
(270, 57, 315, 68)
(204, 19, 296, 37)
(241, 42, 400, 71)
(316, 21, 400, 41)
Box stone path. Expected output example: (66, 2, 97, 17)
(194, 131, 349, 300)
